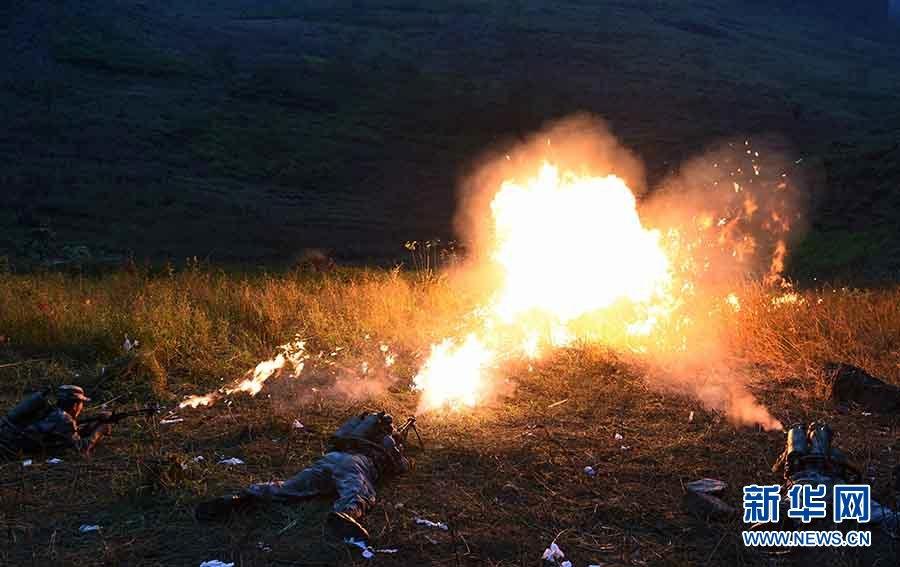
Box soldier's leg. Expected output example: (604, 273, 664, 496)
(196, 456, 338, 521)
(243, 459, 335, 501)
(332, 454, 378, 518)
(325, 453, 378, 541)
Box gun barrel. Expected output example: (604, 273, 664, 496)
(80, 406, 158, 425)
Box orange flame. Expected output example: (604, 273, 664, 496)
(414, 148, 791, 431)
(415, 163, 676, 411)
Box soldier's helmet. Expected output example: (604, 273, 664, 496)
(57, 385, 90, 403)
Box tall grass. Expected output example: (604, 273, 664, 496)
(726, 284, 900, 385)
(0, 268, 897, 397)
(0, 267, 477, 392)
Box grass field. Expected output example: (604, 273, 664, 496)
(0, 266, 897, 566)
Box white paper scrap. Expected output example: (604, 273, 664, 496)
(414, 517, 449, 530)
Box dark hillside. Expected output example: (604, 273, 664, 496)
(2, 1, 899, 278)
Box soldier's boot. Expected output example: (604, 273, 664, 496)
(195, 494, 254, 522)
(326, 510, 370, 542)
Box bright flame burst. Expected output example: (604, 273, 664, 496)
(414, 163, 679, 411)
(491, 165, 671, 322)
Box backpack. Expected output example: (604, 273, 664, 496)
(2, 387, 54, 428)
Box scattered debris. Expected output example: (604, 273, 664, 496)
(199, 561, 234, 567)
(345, 537, 397, 560)
(620, 445, 631, 451)
(160, 417, 184, 425)
(78, 525, 100, 533)
(828, 362, 900, 414)
(561, 562, 572, 567)
(541, 541, 566, 563)
(547, 398, 569, 409)
(193, 456, 205, 462)
(614, 432, 623, 441)
(46, 458, 62, 465)
(292, 419, 304, 429)
(22, 459, 32, 467)
(218, 457, 245, 466)
(688, 410, 695, 423)
(583, 466, 597, 477)
(277, 519, 297, 535)
(123, 335, 139, 352)
(686, 478, 727, 495)
(256, 541, 272, 553)
(414, 517, 449, 531)
(683, 491, 737, 518)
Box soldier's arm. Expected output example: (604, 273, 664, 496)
(50, 413, 109, 455)
(383, 434, 411, 475)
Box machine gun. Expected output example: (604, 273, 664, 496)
(397, 416, 423, 449)
(78, 405, 159, 432)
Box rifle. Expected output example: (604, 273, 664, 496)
(397, 416, 423, 449)
(78, 405, 159, 432)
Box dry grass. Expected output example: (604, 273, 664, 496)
(0, 268, 898, 566)
(727, 284, 900, 385)
(0, 266, 480, 398)
(1, 268, 896, 395)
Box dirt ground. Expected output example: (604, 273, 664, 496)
(1, 352, 897, 566)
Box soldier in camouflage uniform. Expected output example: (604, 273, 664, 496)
(195, 410, 410, 541)
(0, 385, 111, 458)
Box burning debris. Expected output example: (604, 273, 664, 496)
(179, 339, 307, 409)
(179, 335, 402, 411)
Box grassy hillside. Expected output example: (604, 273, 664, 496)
(1, 1, 899, 278)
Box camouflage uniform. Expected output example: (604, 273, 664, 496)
(196, 411, 410, 540)
(0, 385, 106, 458)
(244, 430, 408, 520)
(19, 407, 106, 454)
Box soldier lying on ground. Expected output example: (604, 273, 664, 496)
(0, 385, 112, 459)
(195, 410, 411, 542)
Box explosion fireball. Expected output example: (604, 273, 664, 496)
(413, 164, 679, 410)
(412, 119, 799, 432)
(491, 164, 671, 322)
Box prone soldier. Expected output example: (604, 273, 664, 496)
(195, 410, 413, 542)
(1, 385, 113, 458)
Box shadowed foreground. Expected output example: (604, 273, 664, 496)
(0, 268, 897, 565)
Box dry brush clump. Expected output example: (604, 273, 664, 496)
(725, 283, 900, 387)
